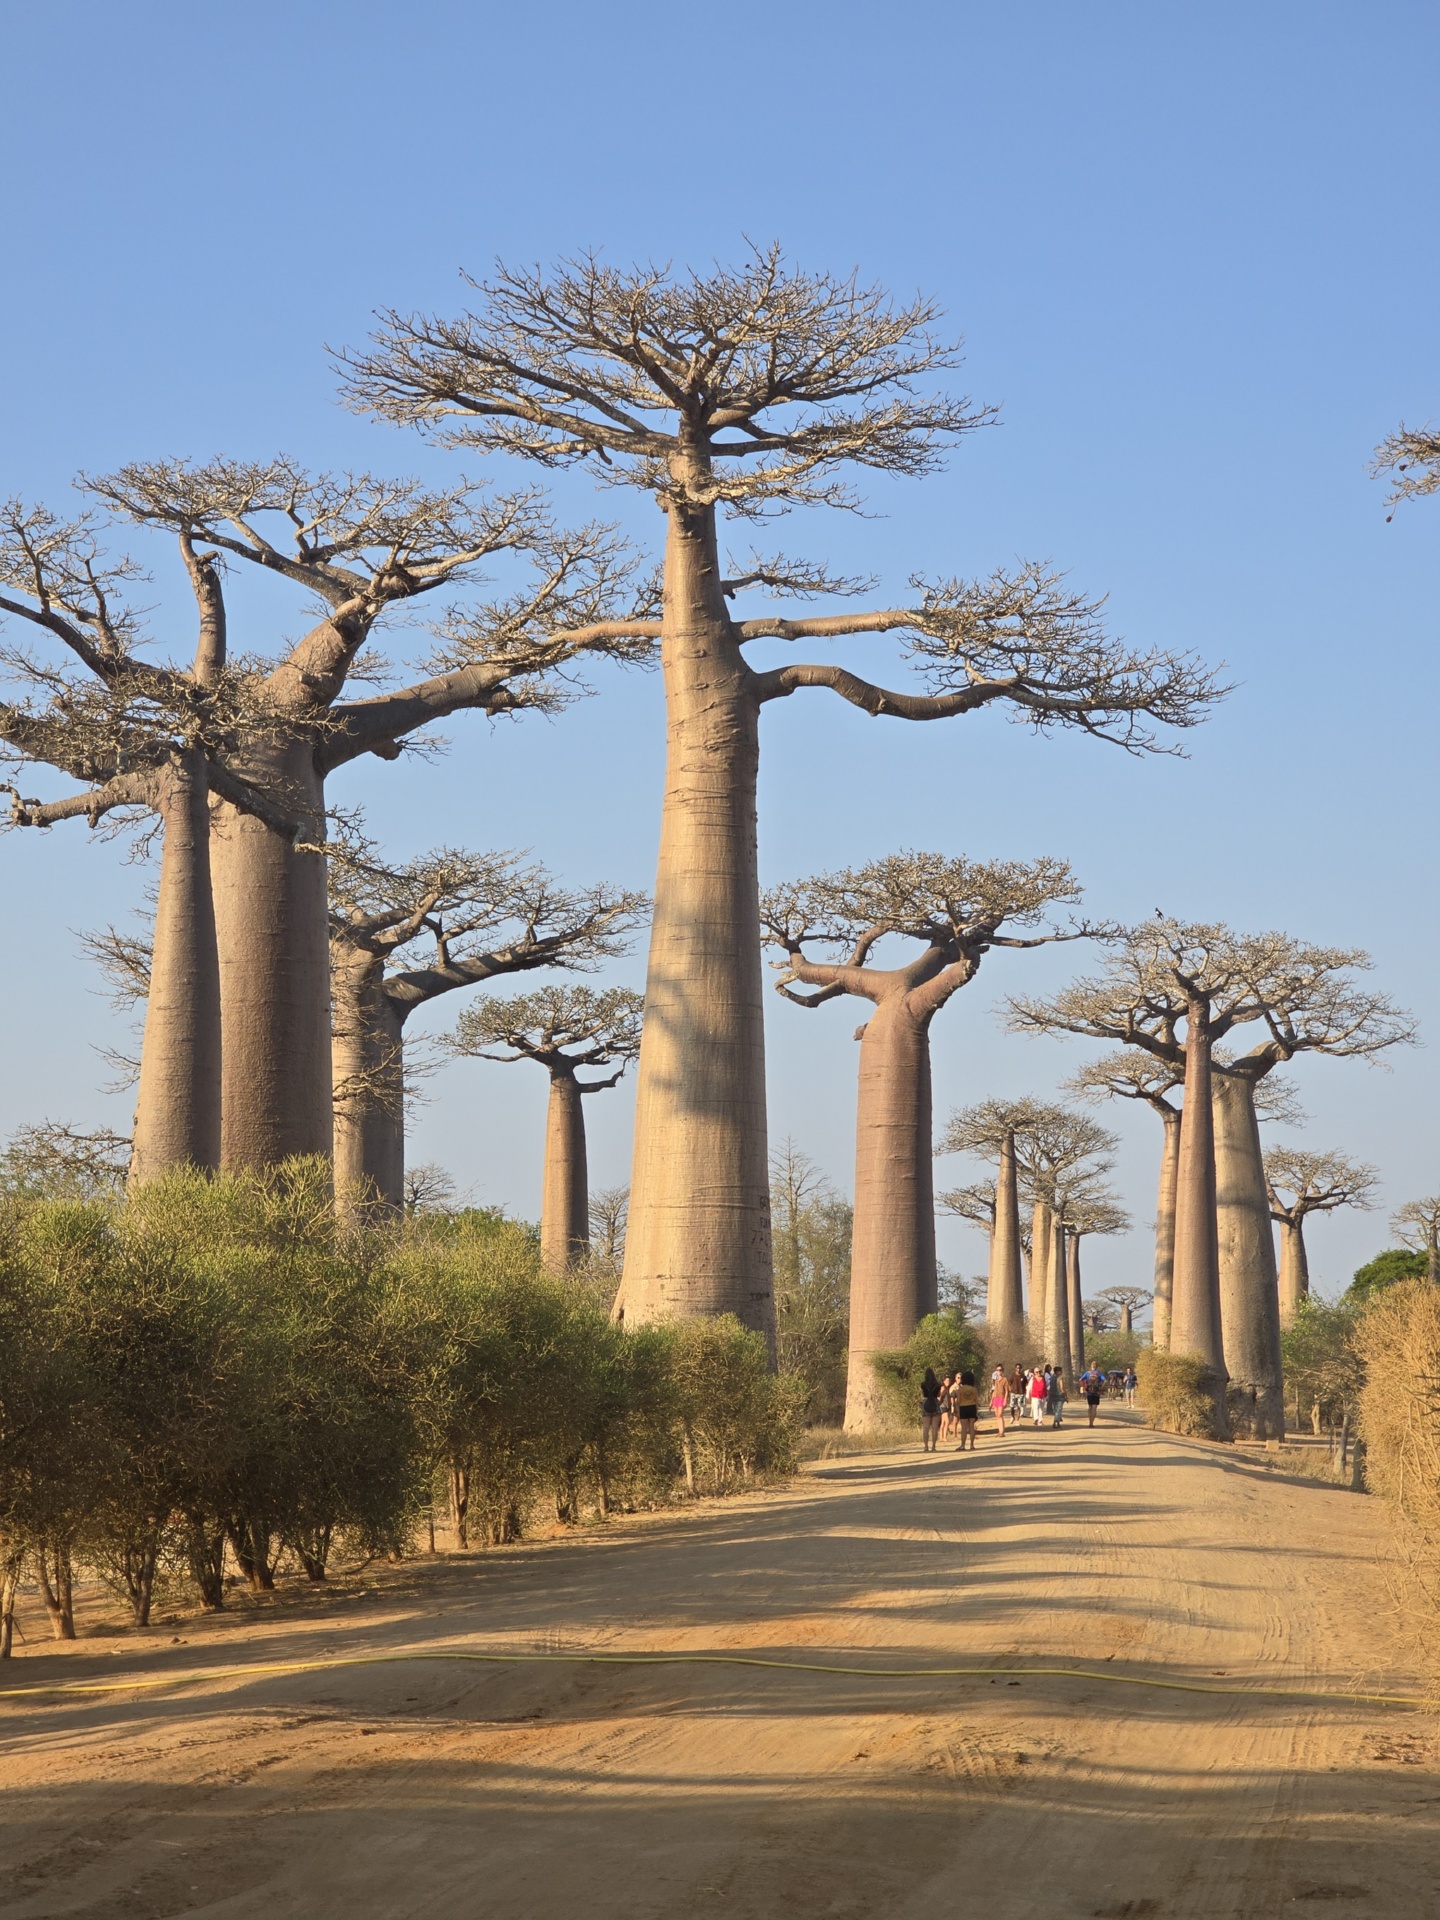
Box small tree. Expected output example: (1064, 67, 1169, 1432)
(1097, 1286, 1152, 1336)
(345, 247, 1223, 1341)
(769, 1143, 852, 1426)
(1346, 1247, 1428, 1307)
(448, 987, 644, 1273)
(1263, 1148, 1380, 1325)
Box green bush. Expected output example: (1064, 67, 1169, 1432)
(871, 1310, 988, 1430)
(1345, 1248, 1428, 1308)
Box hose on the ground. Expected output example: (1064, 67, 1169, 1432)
(0, 1647, 1423, 1709)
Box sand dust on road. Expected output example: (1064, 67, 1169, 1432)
(0, 1419, 1434, 1919)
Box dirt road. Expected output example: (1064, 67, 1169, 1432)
(1, 1420, 1434, 1919)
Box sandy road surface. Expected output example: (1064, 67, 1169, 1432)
(0, 1420, 1435, 1920)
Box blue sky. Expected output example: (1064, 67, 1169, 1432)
(2, 1, 1435, 1296)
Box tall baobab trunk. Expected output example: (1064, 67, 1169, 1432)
(541, 1065, 590, 1274)
(1120, 1298, 1135, 1335)
(210, 737, 332, 1174)
(1212, 1072, 1284, 1439)
(620, 503, 772, 1341)
(1043, 1214, 1071, 1374)
(843, 991, 938, 1430)
(1028, 1199, 1054, 1345)
(1277, 1216, 1310, 1326)
(331, 946, 405, 1220)
(1066, 1232, 1084, 1381)
(1169, 995, 1229, 1435)
(1151, 1107, 1181, 1351)
(987, 1128, 1025, 1330)
(129, 750, 222, 1183)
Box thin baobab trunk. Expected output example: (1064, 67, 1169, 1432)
(210, 737, 332, 1174)
(844, 988, 939, 1430)
(620, 504, 772, 1340)
(1151, 1107, 1181, 1350)
(987, 1128, 1025, 1330)
(1028, 1199, 1054, 1347)
(129, 749, 222, 1183)
(1169, 997, 1229, 1435)
(1277, 1217, 1310, 1326)
(1212, 1071, 1284, 1439)
(1066, 1232, 1084, 1381)
(541, 1065, 590, 1274)
(331, 945, 405, 1219)
(1043, 1214, 1070, 1374)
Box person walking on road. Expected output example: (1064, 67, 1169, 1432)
(1028, 1367, 1049, 1427)
(953, 1369, 980, 1450)
(1124, 1367, 1138, 1407)
(1081, 1366, 1104, 1428)
(990, 1366, 1010, 1437)
(921, 1369, 943, 1452)
(1048, 1367, 1068, 1428)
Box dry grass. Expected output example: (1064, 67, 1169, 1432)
(1355, 1280, 1440, 1614)
(1136, 1348, 1218, 1437)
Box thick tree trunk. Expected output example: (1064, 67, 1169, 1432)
(1028, 1200, 1054, 1347)
(1043, 1214, 1070, 1375)
(210, 735, 332, 1173)
(129, 751, 223, 1183)
(1277, 1217, 1310, 1327)
(1121, 1301, 1134, 1335)
(541, 1066, 590, 1273)
(1151, 1108, 1181, 1351)
(332, 947, 406, 1220)
(1066, 1232, 1084, 1381)
(843, 989, 938, 1431)
(1212, 1072, 1285, 1439)
(987, 1128, 1025, 1330)
(1169, 1001, 1230, 1435)
(619, 503, 772, 1341)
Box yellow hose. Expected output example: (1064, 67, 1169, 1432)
(0, 1648, 1422, 1709)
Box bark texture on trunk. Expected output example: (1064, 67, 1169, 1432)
(1277, 1217, 1310, 1327)
(1212, 1071, 1285, 1439)
(843, 991, 938, 1431)
(1066, 1233, 1084, 1382)
(210, 736, 332, 1173)
(129, 750, 222, 1183)
(1042, 1214, 1070, 1375)
(619, 505, 772, 1341)
(1150, 1108, 1181, 1351)
(987, 1128, 1025, 1329)
(1169, 1000, 1229, 1434)
(1028, 1200, 1054, 1345)
(541, 1067, 590, 1274)
(331, 945, 405, 1220)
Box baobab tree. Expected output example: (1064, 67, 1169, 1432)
(760, 852, 1083, 1425)
(328, 832, 644, 1219)
(1060, 1189, 1130, 1379)
(1013, 921, 1412, 1437)
(1263, 1149, 1379, 1324)
(1372, 421, 1440, 518)
(1391, 1193, 1440, 1285)
(938, 1098, 1117, 1379)
(448, 986, 644, 1273)
(343, 247, 1224, 1339)
(1064, 1048, 1299, 1352)
(0, 470, 643, 1179)
(1097, 1286, 1153, 1336)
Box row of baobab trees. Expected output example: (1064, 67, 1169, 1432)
(0, 247, 1430, 1440)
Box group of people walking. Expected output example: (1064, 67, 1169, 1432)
(920, 1363, 1138, 1450)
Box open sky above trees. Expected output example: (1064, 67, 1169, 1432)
(2, 1, 1435, 1298)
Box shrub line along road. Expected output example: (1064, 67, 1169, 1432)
(0, 1419, 1434, 1919)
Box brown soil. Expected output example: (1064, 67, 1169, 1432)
(1, 1418, 1435, 1918)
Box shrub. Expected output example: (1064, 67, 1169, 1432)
(871, 1310, 988, 1430)
(1136, 1349, 1216, 1437)
(1346, 1248, 1428, 1308)
(1354, 1280, 1440, 1608)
